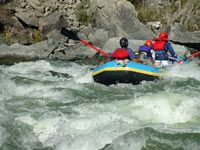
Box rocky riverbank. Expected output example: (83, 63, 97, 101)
(0, 0, 200, 63)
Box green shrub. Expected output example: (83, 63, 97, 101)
(170, 1, 179, 13)
(32, 30, 42, 43)
(137, 6, 163, 23)
(127, 0, 143, 8)
(185, 20, 200, 31)
(181, 0, 188, 7)
(75, 0, 93, 25)
(127, 0, 165, 23)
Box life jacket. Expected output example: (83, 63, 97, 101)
(112, 48, 129, 59)
(138, 45, 152, 58)
(153, 40, 166, 51)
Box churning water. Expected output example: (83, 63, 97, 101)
(0, 60, 200, 150)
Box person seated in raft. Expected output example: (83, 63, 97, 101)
(111, 37, 134, 59)
(137, 40, 155, 65)
(153, 32, 177, 61)
(110, 37, 146, 66)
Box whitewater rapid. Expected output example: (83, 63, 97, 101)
(1, 60, 200, 150)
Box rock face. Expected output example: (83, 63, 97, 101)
(1, 0, 200, 45)
(93, 0, 155, 40)
(173, 0, 200, 31)
(1, 0, 81, 44)
(38, 12, 67, 34)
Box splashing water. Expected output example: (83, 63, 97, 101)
(1, 60, 200, 150)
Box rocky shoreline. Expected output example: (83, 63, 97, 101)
(0, 0, 200, 63)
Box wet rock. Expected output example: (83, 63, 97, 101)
(0, 40, 53, 60)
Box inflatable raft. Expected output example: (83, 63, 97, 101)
(92, 60, 161, 85)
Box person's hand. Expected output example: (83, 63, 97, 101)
(150, 59, 155, 63)
(93, 52, 100, 59)
(174, 55, 178, 58)
(142, 61, 147, 65)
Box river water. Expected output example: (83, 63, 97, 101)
(0, 59, 200, 150)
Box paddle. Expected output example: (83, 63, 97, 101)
(188, 51, 200, 59)
(60, 27, 110, 58)
(177, 51, 200, 64)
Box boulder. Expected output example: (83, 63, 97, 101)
(15, 11, 39, 27)
(169, 23, 200, 49)
(39, 12, 68, 34)
(46, 30, 68, 45)
(88, 29, 111, 48)
(0, 40, 53, 60)
(93, 0, 155, 40)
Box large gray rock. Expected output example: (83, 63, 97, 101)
(88, 29, 111, 48)
(0, 41, 53, 60)
(170, 30, 200, 44)
(93, 0, 155, 40)
(46, 30, 68, 45)
(15, 11, 40, 27)
(39, 12, 67, 34)
(169, 23, 200, 49)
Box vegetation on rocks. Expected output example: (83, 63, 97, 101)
(32, 30, 43, 43)
(128, 0, 178, 23)
(75, 0, 94, 25)
(180, 0, 188, 7)
(127, 0, 200, 31)
(135, 5, 162, 23)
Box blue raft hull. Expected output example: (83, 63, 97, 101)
(92, 61, 161, 85)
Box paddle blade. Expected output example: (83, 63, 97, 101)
(60, 27, 80, 40)
(189, 51, 200, 59)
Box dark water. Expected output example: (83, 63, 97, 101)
(0, 60, 200, 150)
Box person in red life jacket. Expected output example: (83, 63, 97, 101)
(111, 37, 135, 60)
(138, 40, 155, 60)
(153, 32, 176, 60)
(110, 38, 142, 66)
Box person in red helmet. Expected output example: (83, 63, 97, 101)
(138, 40, 155, 60)
(153, 32, 176, 60)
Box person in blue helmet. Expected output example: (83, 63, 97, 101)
(153, 32, 176, 61)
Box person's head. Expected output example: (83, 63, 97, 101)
(145, 40, 153, 47)
(159, 32, 168, 41)
(120, 37, 128, 48)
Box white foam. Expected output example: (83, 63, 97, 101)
(128, 93, 200, 124)
(74, 72, 93, 83)
(7, 60, 53, 75)
(164, 61, 200, 80)
(0, 60, 94, 100)
(0, 126, 6, 145)
(15, 115, 37, 126)
(0, 76, 17, 100)
(33, 117, 61, 143)
(1, 60, 200, 150)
